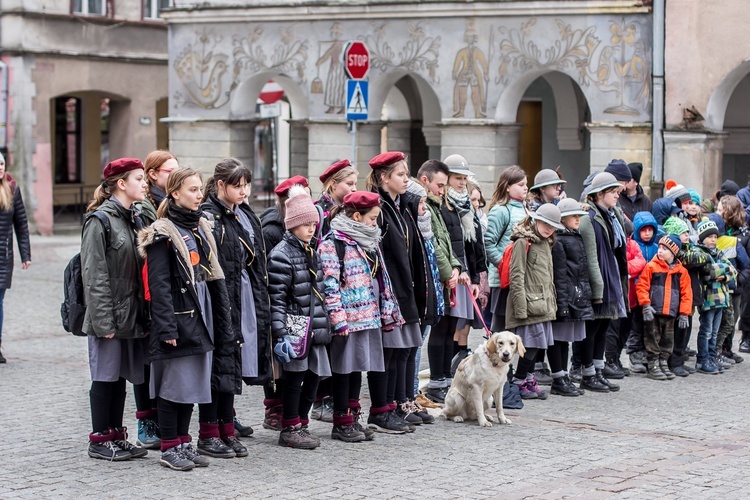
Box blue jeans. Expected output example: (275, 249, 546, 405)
(414, 324, 431, 395)
(697, 308, 723, 365)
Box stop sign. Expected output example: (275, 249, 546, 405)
(344, 41, 370, 80)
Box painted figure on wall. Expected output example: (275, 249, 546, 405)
(452, 19, 489, 118)
(316, 22, 346, 114)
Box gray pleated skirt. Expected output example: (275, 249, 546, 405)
(449, 281, 474, 320)
(330, 328, 384, 374)
(88, 336, 147, 384)
(283, 344, 332, 377)
(382, 322, 423, 349)
(552, 321, 586, 343)
(240, 270, 259, 378)
(514, 321, 554, 349)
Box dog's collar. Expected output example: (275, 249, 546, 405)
(485, 351, 499, 368)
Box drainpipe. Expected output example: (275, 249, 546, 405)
(651, 0, 665, 194)
(0, 60, 8, 149)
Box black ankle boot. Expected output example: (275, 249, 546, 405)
(596, 368, 620, 392)
(550, 377, 580, 397)
(580, 374, 609, 393)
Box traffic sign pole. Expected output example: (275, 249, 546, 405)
(343, 41, 370, 166)
(351, 120, 357, 169)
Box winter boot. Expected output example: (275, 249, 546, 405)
(279, 422, 320, 449)
(351, 405, 375, 441)
(550, 376, 580, 397)
(595, 368, 620, 391)
(263, 402, 283, 431)
(602, 357, 625, 379)
(331, 411, 366, 443)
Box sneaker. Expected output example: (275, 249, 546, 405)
(311, 397, 334, 423)
(352, 408, 375, 441)
(629, 358, 647, 374)
(647, 364, 667, 380)
(331, 425, 365, 443)
(696, 361, 719, 374)
(299, 425, 322, 447)
(222, 436, 249, 457)
(113, 428, 148, 459)
(159, 445, 195, 471)
(424, 386, 447, 404)
(136, 419, 161, 449)
(671, 365, 690, 377)
(684, 364, 697, 374)
(728, 352, 744, 364)
(685, 348, 698, 358)
(569, 366, 582, 383)
(88, 439, 131, 461)
(180, 443, 210, 467)
(550, 377, 580, 397)
(409, 400, 435, 424)
(397, 402, 423, 427)
(197, 437, 236, 458)
(602, 361, 626, 380)
(739, 336, 750, 353)
(533, 363, 553, 385)
(714, 356, 730, 370)
(233, 416, 253, 437)
(517, 380, 538, 399)
(278, 424, 320, 449)
(528, 375, 549, 399)
(659, 361, 676, 380)
(718, 355, 734, 368)
(367, 411, 409, 434)
(263, 405, 282, 431)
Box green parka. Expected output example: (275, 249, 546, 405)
(425, 193, 462, 283)
(505, 222, 557, 329)
(81, 199, 151, 339)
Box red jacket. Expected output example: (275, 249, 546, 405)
(636, 256, 693, 318)
(627, 237, 647, 309)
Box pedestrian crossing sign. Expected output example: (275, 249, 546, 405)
(346, 80, 368, 121)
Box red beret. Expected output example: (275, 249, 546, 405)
(320, 159, 353, 184)
(102, 158, 144, 179)
(343, 191, 380, 210)
(275, 175, 309, 196)
(369, 151, 405, 169)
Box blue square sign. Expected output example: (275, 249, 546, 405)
(346, 80, 368, 121)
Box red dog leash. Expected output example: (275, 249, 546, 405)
(464, 283, 493, 340)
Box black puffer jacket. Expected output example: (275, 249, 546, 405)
(139, 217, 241, 394)
(202, 195, 273, 386)
(260, 206, 285, 254)
(377, 188, 421, 325)
(441, 198, 487, 285)
(403, 192, 438, 326)
(551, 229, 595, 322)
(267, 232, 330, 344)
(0, 175, 30, 289)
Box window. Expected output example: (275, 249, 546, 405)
(54, 97, 82, 184)
(72, 0, 106, 16)
(144, 0, 170, 20)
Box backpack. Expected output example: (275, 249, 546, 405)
(499, 239, 531, 289)
(61, 211, 111, 336)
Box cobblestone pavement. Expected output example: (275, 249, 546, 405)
(2, 235, 750, 499)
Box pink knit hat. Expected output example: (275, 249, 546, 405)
(284, 185, 319, 230)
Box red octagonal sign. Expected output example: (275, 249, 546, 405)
(344, 41, 370, 80)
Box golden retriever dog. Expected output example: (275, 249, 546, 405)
(442, 331, 525, 427)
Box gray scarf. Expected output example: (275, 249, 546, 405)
(329, 214, 382, 253)
(418, 208, 433, 240)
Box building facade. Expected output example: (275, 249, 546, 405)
(1, 0, 169, 234)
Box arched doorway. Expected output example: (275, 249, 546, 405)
(719, 73, 750, 185)
(51, 90, 129, 225)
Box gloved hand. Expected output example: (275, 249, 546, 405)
(642, 304, 655, 322)
(677, 314, 689, 330)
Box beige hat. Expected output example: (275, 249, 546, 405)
(587, 172, 623, 195)
(531, 169, 566, 191)
(557, 198, 588, 217)
(443, 154, 474, 177)
(530, 203, 564, 230)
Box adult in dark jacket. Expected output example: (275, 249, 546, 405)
(619, 162, 652, 221)
(81, 158, 150, 462)
(139, 167, 237, 471)
(550, 198, 594, 397)
(267, 186, 331, 449)
(0, 156, 31, 363)
(202, 158, 272, 445)
(261, 175, 309, 253)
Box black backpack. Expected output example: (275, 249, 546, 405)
(61, 212, 111, 336)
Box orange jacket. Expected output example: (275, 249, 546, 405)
(636, 256, 693, 317)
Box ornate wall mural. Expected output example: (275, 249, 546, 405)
(452, 19, 490, 118)
(232, 24, 309, 82)
(173, 29, 235, 109)
(361, 22, 441, 83)
(314, 22, 346, 114)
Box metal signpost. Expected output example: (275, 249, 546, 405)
(344, 41, 370, 164)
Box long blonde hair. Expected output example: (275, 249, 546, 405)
(87, 171, 133, 212)
(156, 167, 202, 218)
(0, 176, 12, 212)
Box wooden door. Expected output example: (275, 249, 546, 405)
(517, 100, 542, 180)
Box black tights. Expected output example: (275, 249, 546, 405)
(281, 370, 319, 422)
(331, 372, 362, 413)
(387, 348, 409, 404)
(580, 319, 610, 366)
(367, 348, 394, 410)
(514, 347, 539, 380)
(90, 378, 126, 434)
(157, 397, 193, 441)
(428, 316, 458, 380)
(403, 347, 417, 402)
(132, 364, 156, 416)
(198, 390, 235, 423)
(547, 342, 569, 374)
(263, 379, 284, 403)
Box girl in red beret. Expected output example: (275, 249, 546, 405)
(318, 192, 404, 442)
(365, 152, 432, 433)
(138, 167, 237, 470)
(81, 158, 152, 462)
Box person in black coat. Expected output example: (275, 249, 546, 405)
(267, 185, 331, 449)
(202, 158, 272, 442)
(0, 152, 31, 364)
(619, 162, 652, 222)
(139, 167, 238, 471)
